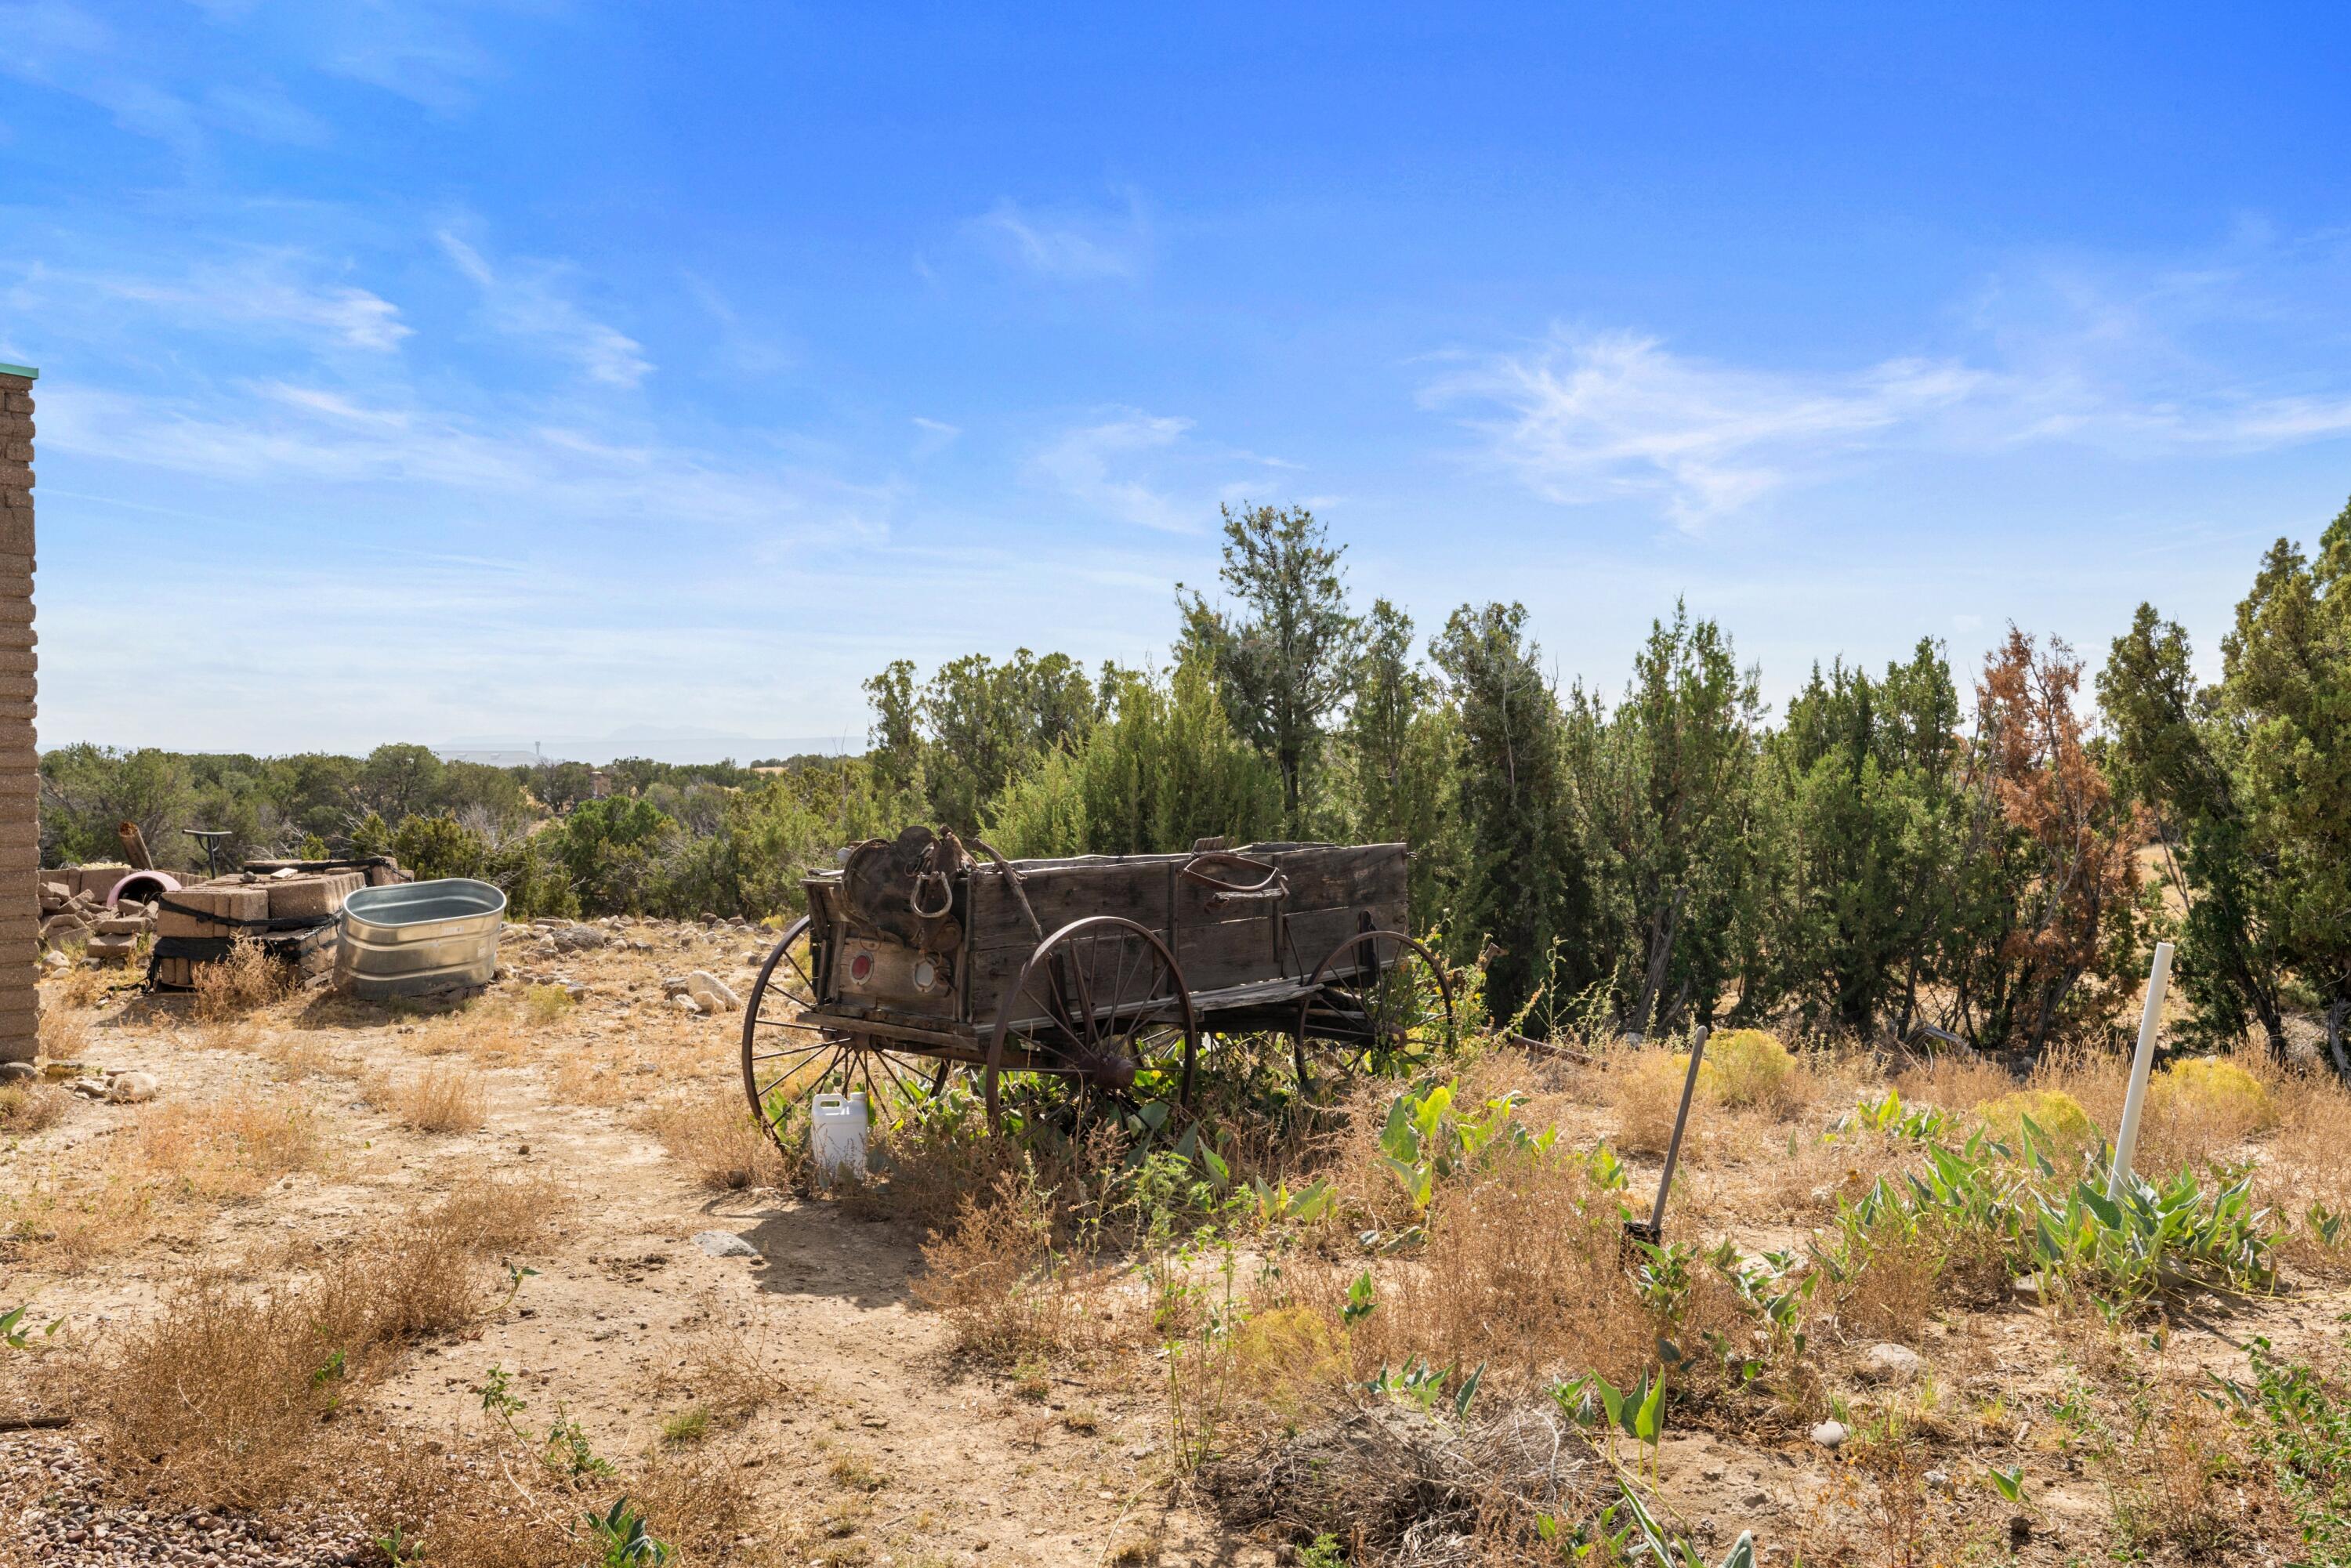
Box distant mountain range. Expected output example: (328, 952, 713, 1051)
(436, 727, 862, 767)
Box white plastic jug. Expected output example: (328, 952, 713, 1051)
(810, 1092, 869, 1186)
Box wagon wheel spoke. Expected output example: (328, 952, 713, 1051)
(988, 917, 1197, 1134)
(1296, 931, 1456, 1106)
(741, 917, 955, 1151)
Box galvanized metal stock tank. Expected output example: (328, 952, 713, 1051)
(333, 878, 506, 998)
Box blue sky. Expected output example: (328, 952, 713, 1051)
(5, 3, 2350, 759)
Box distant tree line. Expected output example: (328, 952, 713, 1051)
(40, 494, 2351, 1064)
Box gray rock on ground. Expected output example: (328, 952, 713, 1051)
(107, 1070, 160, 1103)
(1858, 1342, 1923, 1385)
(685, 970, 741, 1013)
(693, 1229, 760, 1258)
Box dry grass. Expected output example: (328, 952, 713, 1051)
(550, 1050, 661, 1107)
(130, 1092, 330, 1198)
(372, 1061, 491, 1132)
(80, 1180, 567, 1512)
(0, 1079, 68, 1132)
(2104, 1372, 2291, 1562)
(190, 936, 293, 1022)
(1890, 1052, 2016, 1112)
(643, 1085, 794, 1191)
(36, 997, 90, 1062)
(1610, 1047, 1691, 1156)
(1326, 1153, 1655, 1393)
(48, 963, 110, 1009)
(2, 1088, 336, 1269)
(912, 1165, 1112, 1366)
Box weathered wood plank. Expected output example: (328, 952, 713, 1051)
(1284, 904, 1408, 975)
(1272, 844, 1408, 916)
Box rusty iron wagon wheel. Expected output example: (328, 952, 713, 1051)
(986, 914, 1198, 1134)
(1295, 929, 1457, 1096)
(740, 915, 950, 1153)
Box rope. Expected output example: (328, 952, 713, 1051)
(966, 835, 1045, 942)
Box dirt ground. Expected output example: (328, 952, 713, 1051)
(0, 918, 1267, 1567)
(8, 917, 2351, 1567)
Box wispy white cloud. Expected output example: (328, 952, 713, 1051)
(8, 251, 411, 353)
(1033, 411, 1197, 531)
(1434, 241, 2351, 527)
(910, 416, 961, 458)
(308, 1, 498, 115)
(38, 378, 891, 537)
(1425, 331, 1987, 523)
(437, 230, 651, 387)
(969, 194, 1148, 281)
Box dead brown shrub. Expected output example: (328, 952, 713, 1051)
(642, 1085, 792, 1192)
(373, 1061, 490, 1132)
(82, 1178, 572, 1513)
(912, 1165, 1108, 1365)
(191, 936, 292, 1021)
(0, 1080, 68, 1132)
(1201, 1396, 1603, 1562)
(1335, 1154, 1652, 1392)
(85, 1269, 355, 1508)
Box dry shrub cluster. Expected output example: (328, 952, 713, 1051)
(0, 1079, 68, 1132)
(191, 936, 293, 1022)
(911, 1164, 1115, 1365)
(368, 1060, 490, 1132)
(642, 1085, 795, 1192)
(78, 1176, 571, 1512)
(1202, 1400, 1603, 1566)
(1326, 1156, 1652, 1392)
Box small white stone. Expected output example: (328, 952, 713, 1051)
(1811, 1420, 1848, 1449)
(1859, 1342, 1923, 1385)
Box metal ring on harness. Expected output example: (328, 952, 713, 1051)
(910, 868, 954, 919)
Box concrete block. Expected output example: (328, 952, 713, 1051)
(71, 864, 130, 900)
(157, 884, 266, 939)
(266, 875, 351, 922)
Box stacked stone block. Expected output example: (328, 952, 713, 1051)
(0, 366, 33, 1064)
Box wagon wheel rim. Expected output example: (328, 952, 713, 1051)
(739, 917, 944, 1152)
(986, 915, 1197, 1135)
(1298, 929, 1457, 1085)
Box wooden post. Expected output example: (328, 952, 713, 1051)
(2108, 941, 2173, 1203)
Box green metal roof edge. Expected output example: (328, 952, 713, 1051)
(0, 364, 37, 380)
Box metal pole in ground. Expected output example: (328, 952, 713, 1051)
(1628, 1024, 1710, 1246)
(2107, 940, 2174, 1204)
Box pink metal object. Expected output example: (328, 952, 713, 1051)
(107, 870, 181, 907)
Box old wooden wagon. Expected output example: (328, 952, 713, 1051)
(740, 827, 1453, 1141)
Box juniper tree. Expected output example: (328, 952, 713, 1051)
(1178, 503, 1361, 831)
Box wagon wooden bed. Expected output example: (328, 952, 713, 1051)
(740, 827, 1454, 1142)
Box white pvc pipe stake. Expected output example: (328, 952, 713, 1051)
(2106, 940, 2173, 1203)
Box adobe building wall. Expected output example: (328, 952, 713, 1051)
(0, 364, 38, 1064)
